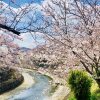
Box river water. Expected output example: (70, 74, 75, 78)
(8, 71, 52, 100)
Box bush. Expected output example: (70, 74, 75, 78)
(68, 70, 92, 100)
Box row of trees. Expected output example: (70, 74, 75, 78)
(41, 0, 100, 77)
(0, 0, 100, 86)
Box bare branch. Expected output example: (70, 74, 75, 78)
(0, 24, 20, 35)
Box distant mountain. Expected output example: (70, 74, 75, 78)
(19, 47, 31, 52)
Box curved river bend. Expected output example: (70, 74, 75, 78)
(8, 71, 52, 100)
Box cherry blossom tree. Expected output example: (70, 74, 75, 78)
(0, 0, 44, 69)
(0, 33, 21, 69)
(40, 0, 100, 86)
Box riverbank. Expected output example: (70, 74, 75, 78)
(37, 69, 70, 100)
(0, 68, 24, 94)
(0, 72, 35, 100)
(0, 68, 70, 100)
(19, 68, 70, 100)
(49, 85, 70, 100)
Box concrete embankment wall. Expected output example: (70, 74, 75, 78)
(0, 72, 24, 94)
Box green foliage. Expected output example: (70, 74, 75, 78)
(67, 92, 76, 100)
(68, 70, 92, 100)
(91, 93, 97, 100)
(92, 88, 100, 100)
(68, 78, 100, 100)
(68, 92, 97, 100)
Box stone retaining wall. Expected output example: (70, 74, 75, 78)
(0, 72, 24, 94)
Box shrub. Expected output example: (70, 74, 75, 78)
(68, 70, 92, 100)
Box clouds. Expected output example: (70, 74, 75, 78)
(15, 32, 45, 48)
(0, 1, 45, 48)
(15, 32, 35, 48)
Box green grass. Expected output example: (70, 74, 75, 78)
(43, 74, 53, 80)
(67, 80, 100, 100)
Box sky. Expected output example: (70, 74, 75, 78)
(4, 0, 44, 7)
(2, 0, 44, 49)
(3, 0, 44, 9)
(2, 0, 99, 49)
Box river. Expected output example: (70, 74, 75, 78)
(8, 71, 52, 100)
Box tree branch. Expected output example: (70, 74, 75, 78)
(0, 24, 20, 35)
(80, 60, 93, 75)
